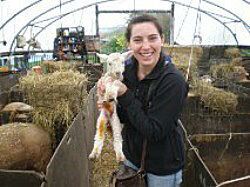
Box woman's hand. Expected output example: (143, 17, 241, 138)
(113, 80, 128, 96)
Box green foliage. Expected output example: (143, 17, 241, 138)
(101, 33, 127, 54)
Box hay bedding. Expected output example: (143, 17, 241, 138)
(90, 133, 119, 187)
(19, 70, 88, 147)
(194, 81, 238, 114)
(42, 60, 83, 73)
(171, 47, 240, 114)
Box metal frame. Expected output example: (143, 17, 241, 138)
(95, 4, 174, 41)
(1, 0, 249, 56)
(0, 0, 43, 31)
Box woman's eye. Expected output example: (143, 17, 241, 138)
(149, 36, 158, 41)
(133, 38, 142, 43)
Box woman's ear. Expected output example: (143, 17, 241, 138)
(127, 42, 131, 50)
(161, 35, 165, 46)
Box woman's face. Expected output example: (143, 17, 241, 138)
(128, 22, 164, 68)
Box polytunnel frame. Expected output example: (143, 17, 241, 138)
(28, 0, 241, 47)
(1, 0, 249, 56)
(6, 0, 119, 58)
(0, 0, 43, 31)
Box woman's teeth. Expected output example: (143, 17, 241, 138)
(140, 52, 153, 57)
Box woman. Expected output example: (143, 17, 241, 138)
(113, 14, 188, 187)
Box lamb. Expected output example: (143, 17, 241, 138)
(89, 51, 132, 162)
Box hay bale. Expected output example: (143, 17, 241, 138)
(224, 47, 241, 59)
(42, 60, 83, 73)
(210, 63, 248, 81)
(162, 45, 202, 81)
(163, 45, 203, 65)
(194, 81, 238, 114)
(19, 70, 88, 141)
(231, 57, 243, 66)
(0, 123, 52, 172)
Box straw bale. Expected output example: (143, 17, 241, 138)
(210, 63, 248, 81)
(194, 81, 238, 114)
(42, 60, 83, 73)
(163, 45, 203, 65)
(224, 47, 241, 58)
(231, 57, 243, 66)
(19, 70, 88, 138)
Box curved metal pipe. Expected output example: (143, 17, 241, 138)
(161, 0, 239, 44)
(31, 0, 239, 46)
(27, 0, 120, 52)
(0, 0, 43, 31)
(203, 0, 250, 33)
(11, 0, 120, 54)
(9, 0, 78, 56)
(242, 0, 250, 4)
(10, 0, 245, 54)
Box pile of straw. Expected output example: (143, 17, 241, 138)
(210, 63, 248, 81)
(42, 60, 83, 73)
(90, 133, 118, 187)
(194, 81, 238, 114)
(19, 70, 88, 140)
(224, 47, 241, 59)
(163, 45, 202, 81)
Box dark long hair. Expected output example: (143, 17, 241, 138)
(125, 14, 163, 42)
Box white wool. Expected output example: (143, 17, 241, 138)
(89, 51, 132, 162)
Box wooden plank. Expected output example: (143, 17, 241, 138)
(0, 169, 44, 187)
(85, 86, 98, 155)
(45, 112, 89, 187)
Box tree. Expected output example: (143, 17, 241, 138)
(101, 33, 127, 54)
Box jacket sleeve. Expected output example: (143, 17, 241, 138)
(117, 73, 188, 142)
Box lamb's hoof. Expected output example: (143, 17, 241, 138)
(89, 152, 99, 161)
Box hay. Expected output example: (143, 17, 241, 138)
(163, 45, 202, 81)
(224, 47, 241, 59)
(90, 133, 119, 187)
(194, 81, 238, 114)
(19, 70, 88, 139)
(163, 45, 203, 66)
(210, 63, 248, 81)
(231, 57, 243, 66)
(42, 60, 83, 73)
(162, 46, 240, 114)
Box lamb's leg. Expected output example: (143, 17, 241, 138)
(110, 106, 125, 162)
(89, 109, 108, 160)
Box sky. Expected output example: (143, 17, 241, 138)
(0, 0, 250, 53)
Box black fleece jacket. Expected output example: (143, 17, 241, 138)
(117, 53, 188, 175)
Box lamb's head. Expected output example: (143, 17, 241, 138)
(97, 51, 132, 80)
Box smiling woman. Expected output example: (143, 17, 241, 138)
(108, 14, 189, 187)
(127, 21, 164, 80)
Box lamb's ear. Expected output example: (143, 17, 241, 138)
(96, 53, 108, 62)
(121, 50, 133, 60)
